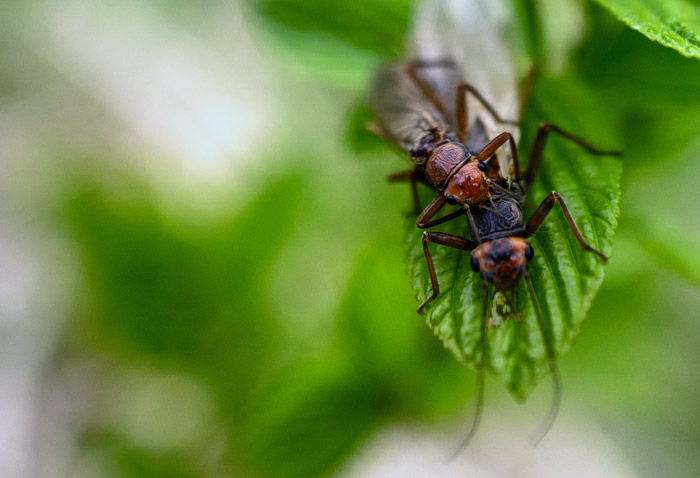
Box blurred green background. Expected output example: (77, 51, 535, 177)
(2, 0, 700, 477)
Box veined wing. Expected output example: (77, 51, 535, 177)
(411, 0, 522, 180)
(370, 64, 458, 160)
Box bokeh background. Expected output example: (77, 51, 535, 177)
(2, 0, 700, 477)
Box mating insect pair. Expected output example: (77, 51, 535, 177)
(370, 59, 620, 446)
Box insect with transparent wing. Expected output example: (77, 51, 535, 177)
(371, 59, 618, 309)
(369, 57, 621, 447)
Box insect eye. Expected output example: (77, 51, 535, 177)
(525, 246, 534, 261)
(477, 161, 487, 172)
(470, 256, 480, 272)
(446, 195, 457, 205)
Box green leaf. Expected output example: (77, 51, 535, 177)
(251, 0, 410, 57)
(335, 239, 474, 419)
(405, 77, 623, 401)
(239, 355, 380, 478)
(593, 0, 700, 59)
(630, 218, 700, 289)
(622, 152, 700, 289)
(250, 0, 412, 88)
(574, 7, 700, 172)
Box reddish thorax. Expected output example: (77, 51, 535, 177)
(444, 161, 489, 205)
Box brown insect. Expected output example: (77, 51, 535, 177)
(369, 59, 521, 280)
(369, 58, 621, 447)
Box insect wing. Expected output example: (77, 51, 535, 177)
(370, 64, 457, 160)
(411, 0, 522, 180)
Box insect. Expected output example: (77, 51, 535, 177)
(369, 60, 521, 303)
(370, 60, 618, 313)
(368, 1, 621, 446)
(371, 60, 619, 445)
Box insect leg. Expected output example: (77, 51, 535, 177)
(476, 132, 522, 182)
(523, 268, 561, 445)
(518, 66, 537, 121)
(406, 62, 451, 116)
(523, 122, 622, 187)
(455, 82, 520, 140)
(456, 82, 518, 142)
(421, 209, 466, 229)
(417, 197, 470, 229)
(524, 191, 608, 262)
(417, 231, 476, 314)
(408, 60, 518, 142)
(416, 195, 447, 228)
(448, 279, 489, 458)
(387, 169, 422, 214)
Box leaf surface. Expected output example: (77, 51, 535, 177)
(406, 77, 623, 401)
(594, 0, 700, 59)
(250, 0, 412, 88)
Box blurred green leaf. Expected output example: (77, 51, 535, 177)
(63, 166, 316, 426)
(42, 1, 700, 476)
(249, 0, 412, 87)
(252, 0, 411, 57)
(336, 240, 474, 419)
(578, 8, 700, 107)
(572, 5, 700, 175)
(407, 77, 622, 401)
(513, 0, 545, 68)
(593, 0, 700, 59)
(64, 171, 299, 358)
(80, 429, 204, 478)
(239, 354, 381, 478)
(628, 217, 700, 289)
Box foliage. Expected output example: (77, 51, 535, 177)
(409, 77, 622, 400)
(594, 0, 700, 59)
(19, 0, 700, 477)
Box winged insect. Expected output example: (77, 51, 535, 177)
(369, 0, 621, 448)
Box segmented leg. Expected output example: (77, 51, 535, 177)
(518, 66, 537, 121)
(405, 60, 454, 116)
(524, 191, 607, 262)
(455, 83, 519, 141)
(476, 132, 522, 182)
(406, 60, 519, 142)
(388, 171, 467, 227)
(523, 122, 622, 187)
(421, 209, 465, 229)
(418, 231, 476, 314)
(415, 195, 447, 229)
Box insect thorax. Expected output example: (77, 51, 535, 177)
(471, 196, 525, 240)
(423, 142, 470, 190)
